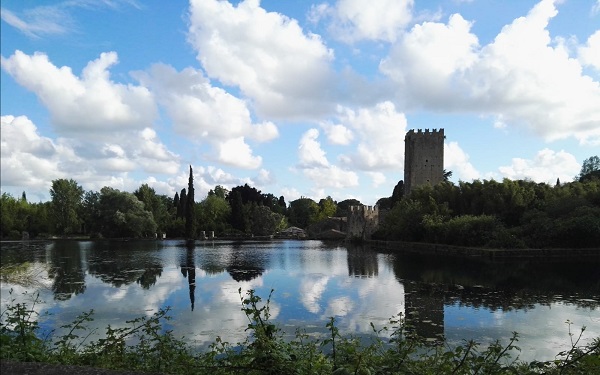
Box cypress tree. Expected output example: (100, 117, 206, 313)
(185, 165, 196, 239)
(178, 188, 187, 219)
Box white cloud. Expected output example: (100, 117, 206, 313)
(134, 63, 276, 169)
(0, 1, 140, 38)
(337, 102, 407, 170)
(593, 0, 600, 16)
(0, 6, 71, 38)
(444, 141, 480, 181)
(304, 166, 359, 189)
(578, 30, 600, 71)
(366, 172, 386, 187)
(316, 0, 414, 43)
(187, 0, 336, 119)
(498, 149, 580, 183)
(0, 115, 64, 197)
(380, 0, 600, 145)
(215, 137, 262, 169)
(322, 123, 354, 145)
(0, 115, 181, 200)
(298, 128, 329, 168)
(1, 51, 157, 134)
(296, 129, 359, 189)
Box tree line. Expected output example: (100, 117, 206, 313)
(1, 156, 598, 248)
(0, 165, 360, 240)
(374, 156, 600, 248)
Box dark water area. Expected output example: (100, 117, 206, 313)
(1, 239, 598, 362)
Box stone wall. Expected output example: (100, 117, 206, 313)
(404, 128, 444, 196)
(346, 205, 379, 240)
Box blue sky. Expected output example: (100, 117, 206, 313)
(1, 0, 599, 204)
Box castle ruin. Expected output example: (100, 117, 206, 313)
(346, 205, 379, 241)
(404, 128, 445, 196)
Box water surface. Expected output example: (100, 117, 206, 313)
(1, 239, 598, 362)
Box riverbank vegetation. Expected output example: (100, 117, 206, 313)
(1, 156, 598, 249)
(1, 288, 598, 375)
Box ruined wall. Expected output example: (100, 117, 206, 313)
(346, 205, 379, 240)
(404, 128, 444, 196)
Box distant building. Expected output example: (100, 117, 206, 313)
(404, 128, 445, 196)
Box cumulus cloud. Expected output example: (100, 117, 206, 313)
(444, 141, 480, 181)
(187, 0, 336, 119)
(298, 129, 330, 168)
(380, 0, 600, 145)
(134, 63, 276, 169)
(578, 30, 600, 71)
(297, 129, 359, 189)
(0, 115, 181, 200)
(321, 123, 354, 145)
(337, 102, 407, 170)
(312, 0, 414, 43)
(498, 149, 580, 183)
(0, 115, 64, 196)
(1, 51, 157, 134)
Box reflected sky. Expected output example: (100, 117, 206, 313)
(1, 239, 598, 362)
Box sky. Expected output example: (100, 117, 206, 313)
(1, 0, 599, 205)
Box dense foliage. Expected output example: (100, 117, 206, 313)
(1, 289, 598, 374)
(1, 156, 598, 248)
(375, 175, 600, 248)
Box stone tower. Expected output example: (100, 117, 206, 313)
(404, 128, 444, 196)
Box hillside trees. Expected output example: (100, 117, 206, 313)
(50, 179, 84, 236)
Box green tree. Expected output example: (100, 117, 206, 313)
(134, 184, 170, 234)
(80, 190, 101, 235)
(98, 187, 157, 238)
(229, 191, 249, 233)
(288, 197, 319, 228)
(50, 179, 84, 236)
(208, 185, 228, 199)
(198, 193, 231, 235)
(317, 196, 337, 221)
(249, 204, 287, 236)
(578, 155, 600, 181)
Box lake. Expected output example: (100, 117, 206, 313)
(1, 239, 599, 362)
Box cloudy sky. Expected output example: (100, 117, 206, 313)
(1, 0, 599, 204)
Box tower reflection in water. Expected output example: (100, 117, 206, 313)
(347, 243, 445, 341)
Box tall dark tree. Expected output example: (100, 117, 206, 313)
(230, 191, 247, 232)
(185, 165, 196, 239)
(178, 188, 187, 219)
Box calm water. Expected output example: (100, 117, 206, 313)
(1, 239, 599, 362)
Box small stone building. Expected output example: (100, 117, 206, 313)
(346, 205, 379, 241)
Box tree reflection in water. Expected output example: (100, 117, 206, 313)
(180, 241, 196, 311)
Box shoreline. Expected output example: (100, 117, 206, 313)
(2, 237, 599, 259)
(363, 239, 600, 259)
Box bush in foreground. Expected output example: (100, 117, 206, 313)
(1, 289, 599, 374)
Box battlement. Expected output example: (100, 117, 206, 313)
(405, 128, 444, 138)
(349, 205, 378, 213)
